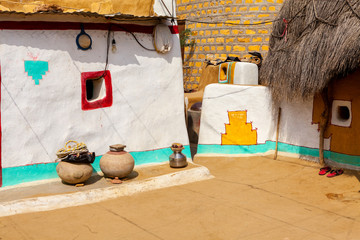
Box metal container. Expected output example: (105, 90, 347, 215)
(169, 144, 187, 168)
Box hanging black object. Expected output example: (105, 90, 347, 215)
(76, 24, 92, 50)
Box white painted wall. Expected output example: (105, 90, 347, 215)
(199, 84, 276, 145)
(153, 0, 176, 17)
(198, 84, 330, 151)
(0, 26, 188, 168)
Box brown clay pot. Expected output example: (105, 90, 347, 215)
(100, 144, 135, 178)
(56, 161, 93, 184)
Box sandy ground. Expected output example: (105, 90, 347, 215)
(1, 155, 360, 240)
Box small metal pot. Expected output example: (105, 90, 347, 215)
(169, 146, 187, 168)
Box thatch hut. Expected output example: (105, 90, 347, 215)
(261, 0, 360, 168)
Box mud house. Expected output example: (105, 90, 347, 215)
(0, 0, 189, 187)
(196, 0, 360, 170)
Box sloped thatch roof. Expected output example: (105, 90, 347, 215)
(260, 0, 360, 102)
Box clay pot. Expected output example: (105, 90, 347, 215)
(100, 144, 135, 178)
(56, 161, 93, 184)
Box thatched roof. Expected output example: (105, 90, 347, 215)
(260, 0, 360, 102)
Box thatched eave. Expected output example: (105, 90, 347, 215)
(260, 0, 360, 102)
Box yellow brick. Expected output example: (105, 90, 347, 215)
(232, 29, 241, 34)
(269, 6, 276, 11)
(204, 2, 209, 7)
(196, 77, 201, 81)
(245, 0, 253, 3)
(248, 45, 260, 51)
(199, 3, 203, 7)
(188, 23, 195, 29)
(190, 77, 195, 81)
(239, 7, 247, 11)
(233, 46, 246, 51)
(199, 30, 204, 36)
(177, 0, 181, 4)
(192, 69, 198, 74)
(232, 7, 237, 12)
(258, 14, 270, 18)
(199, 46, 203, 51)
(205, 30, 211, 35)
(265, 37, 269, 41)
(193, 4, 197, 9)
(226, 0, 232, 3)
(261, 6, 267, 11)
(277, 0, 283, 3)
(207, 38, 215, 43)
(213, 9, 217, 13)
(220, 0, 225, 5)
(178, 6, 186, 11)
(267, 0, 274, 2)
(196, 11, 201, 16)
(219, 9, 223, 13)
(201, 10, 206, 14)
(221, 54, 227, 58)
(201, 39, 206, 43)
(238, 37, 250, 43)
(204, 46, 210, 51)
(212, 30, 219, 35)
(235, 0, 242, 2)
(255, 0, 263, 2)
(186, 5, 192, 10)
(252, 37, 262, 42)
(226, 38, 234, 43)
(258, 29, 269, 34)
(198, 54, 206, 59)
(226, 20, 240, 25)
(215, 54, 220, 58)
(243, 20, 251, 25)
(225, 7, 231, 12)
(196, 23, 201, 28)
(211, 46, 216, 51)
(210, 2, 215, 6)
(217, 46, 225, 51)
(192, 83, 199, 89)
(196, 39, 201, 43)
(246, 29, 256, 34)
(216, 37, 225, 43)
(249, 7, 259, 11)
(265, 22, 273, 25)
(217, 23, 223, 27)
(226, 46, 232, 51)
(209, 23, 216, 27)
(207, 9, 212, 14)
(262, 45, 269, 51)
(189, 62, 194, 66)
(195, 62, 202, 67)
(220, 29, 230, 35)
(182, 0, 190, 3)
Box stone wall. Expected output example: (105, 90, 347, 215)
(177, 0, 284, 90)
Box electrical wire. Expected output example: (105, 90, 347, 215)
(110, 19, 156, 51)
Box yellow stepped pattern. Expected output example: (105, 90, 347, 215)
(221, 111, 257, 145)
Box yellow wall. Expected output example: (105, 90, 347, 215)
(313, 70, 360, 156)
(0, 0, 155, 15)
(177, 0, 284, 91)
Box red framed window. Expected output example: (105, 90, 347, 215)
(81, 70, 113, 111)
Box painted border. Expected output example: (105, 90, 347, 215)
(0, 65, 2, 187)
(197, 142, 360, 167)
(0, 21, 179, 34)
(81, 70, 113, 111)
(1, 145, 191, 187)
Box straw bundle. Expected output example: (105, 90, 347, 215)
(260, 0, 360, 102)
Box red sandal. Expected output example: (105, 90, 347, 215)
(319, 166, 331, 175)
(327, 169, 344, 178)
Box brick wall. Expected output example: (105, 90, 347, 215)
(177, 0, 284, 91)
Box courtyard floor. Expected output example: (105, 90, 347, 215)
(0, 155, 360, 240)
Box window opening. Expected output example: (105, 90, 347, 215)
(337, 106, 350, 121)
(86, 77, 106, 102)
